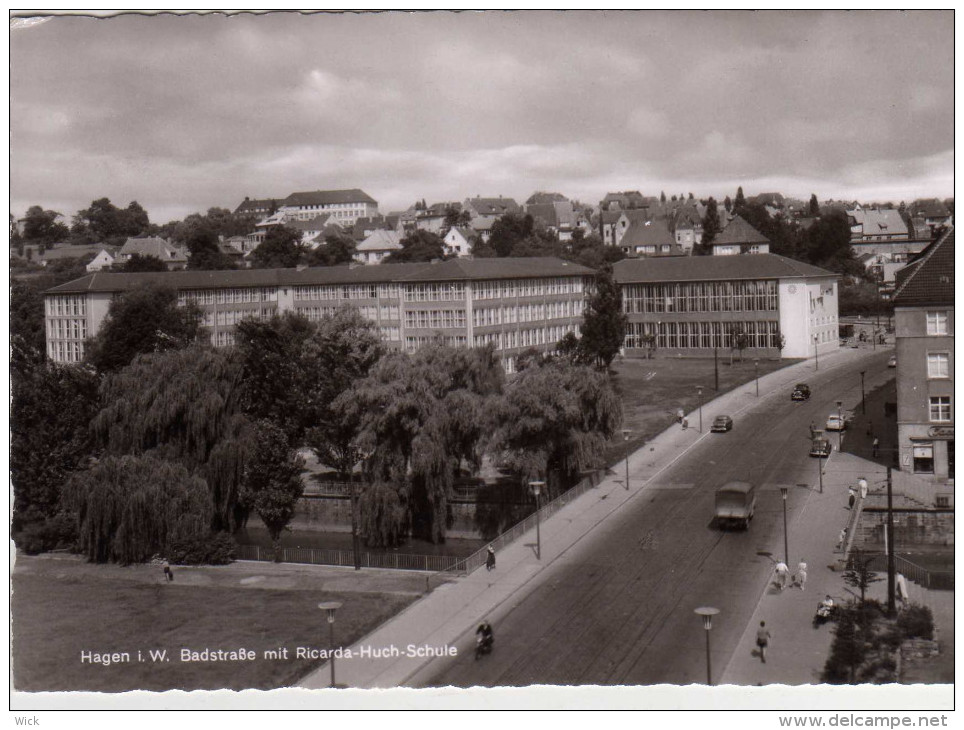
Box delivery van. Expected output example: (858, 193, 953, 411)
(715, 481, 757, 530)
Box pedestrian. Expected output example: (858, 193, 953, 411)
(793, 560, 808, 591)
(859, 479, 868, 501)
(756, 621, 772, 663)
(681, 417, 688, 431)
(848, 486, 856, 510)
(677, 407, 685, 424)
(872, 438, 879, 458)
(809, 421, 816, 440)
(485, 546, 496, 571)
(836, 527, 847, 550)
(896, 573, 909, 608)
(163, 560, 174, 582)
(774, 561, 789, 590)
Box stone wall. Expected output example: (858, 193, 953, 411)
(852, 508, 954, 549)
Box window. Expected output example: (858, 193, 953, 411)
(913, 443, 934, 474)
(929, 397, 951, 422)
(927, 311, 948, 335)
(927, 352, 950, 378)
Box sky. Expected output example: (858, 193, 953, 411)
(9, 10, 955, 225)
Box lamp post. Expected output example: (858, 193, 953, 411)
(318, 601, 343, 688)
(621, 429, 631, 491)
(529, 480, 544, 560)
(814, 334, 819, 371)
(836, 400, 844, 450)
(860, 370, 866, 415)
(694, 607, 720, 685)
(780, 486, 789, 566)
(697, 385, 703, 433)
(754, 358, 760, 397)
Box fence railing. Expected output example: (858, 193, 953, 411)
(425, 471, 604, 590)
(851, 551, 954, 591)
(234, 543, 461, 573)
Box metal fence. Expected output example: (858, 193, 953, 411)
(851, 551, 954, 591)
(234, 543, 461, 573)
(425, 471, 604, 590)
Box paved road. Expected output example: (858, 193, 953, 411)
(422, 350, 896, 687)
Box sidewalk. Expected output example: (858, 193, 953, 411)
(299, 345, 882, 690)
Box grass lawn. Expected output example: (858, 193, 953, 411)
(12, 561, 417, 692)
(605, 354, 803, 466)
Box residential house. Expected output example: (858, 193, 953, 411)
(353, 229, 403, 265)
(618, 218, 682, 258)
(85, 248, 117, 272)
(908, 199, 953, 233)
(849, 207, 909, 244)
(600, 191, 656, 212)
(710, 215, 770, 255)
(463, 196, 522, 225)
(117, 236, 188, 271)
(892, 227, 954, 494)
(443, 227, 475, 258)
(233, 197, 278, 218)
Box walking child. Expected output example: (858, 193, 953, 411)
(793, 560, 808, 590)
(485, 546, 496, 571)
(756, 621, 772, 663)
(163, 560, 174, 582)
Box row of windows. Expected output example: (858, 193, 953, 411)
(405, 309, 468, 330)
(213, 331, 236, 347)
(214, 308, 274, 327)
(293, 284, 383, 301)
(473, 300, 582, 327)
(473, 324, 577, 350)
(47, 317, 88, 341)
(404, 334, 467, 353)
(180, 288, 277, 305)
(404, 283, 466, 302)
(46, 295, 86, 317)
(622, 280, 779, 314)
(471, 277, 585, 300)
(48, 340, 84, 363)
(625, 320, 781, 349)
(380, 326, 401, 342)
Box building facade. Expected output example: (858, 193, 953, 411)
(44, 257, 592, 373)
(892, 228, 954, 494)
(614, 254, 838, 359)
(278, 189, 379, 225)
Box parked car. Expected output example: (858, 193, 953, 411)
(711, 415, 733, 432)
(715, 481, 756, 530)
(825, 414, 847, 432)
(809, 437, 832, 458)
(791, 383, 811, 401)
(888, 355, 897, 368)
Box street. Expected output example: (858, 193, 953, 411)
(422, 350, 896, 687)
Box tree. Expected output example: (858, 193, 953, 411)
(121, 253, 167, 272)
(802, 209, 861, 276)
(494, 359, 622, 498)
(809, 194, 820, 216)
(123, 201, 150, 236)
(306, 231, 356, 266)
(22, 206, 68, 246)
(240, 420, 305, 561)
(11, 359, 100, 544)
(578, 267, 628, 369)
(249, 224, 305, 268)
(384, 229, 446, 263)
(660, 191, 666, 204)
(688, 192, 694, 200)
(698, 196, 721, 254)
(735, 187, 746, 210)
(565, 231, 625, 269)
(183, 216, 234, 270)
(67, 454, 212, 564)
(488, 212, 535, 257)
(73, 198, 123, 242)
(234, 311, 318, 443)
(723, 195, 732, 213)
(444, 206, 471, 228)
(91, 346, 254, 532)
(843, 548, 884, 604)
(10, 279, 49, 367)
(84, 283, 202, 373)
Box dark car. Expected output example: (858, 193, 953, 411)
(791, 383, 811, 401)
(711, 415, 733, 432)
(809, 437, 832, 458)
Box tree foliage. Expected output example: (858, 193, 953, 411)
(85, 283, 202, 373)
(384, 229, 446, 263)
(249, 224, 305, 268)
(72, 198, 150, 244)
(91, 346, 253, 531)
(240, 420, 305, 561)
(306, 231, 357, 267)
(67, 454, 212, 564)
(22, 206, 69, 245)
(183, 216, 235, 270)
(121, 253, 168, 272)
(494, 359, 622, 497)
(577, 267, 628, 369)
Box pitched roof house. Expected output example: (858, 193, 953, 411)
(117, 237, 189, 270)
(463, 196, 521, 219)
(353, 229, 403, 265)
(710, 215, 770, 255)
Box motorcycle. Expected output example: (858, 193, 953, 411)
(813, 602, 837, 628)
(475, 633, 494, 660)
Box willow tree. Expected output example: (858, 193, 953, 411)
(91, 345, 253, 531)
(341, 342, 503, 545)
(67, 454, 211, 564)
(495, 358, 622, 497)
(240, 420, 305, 562)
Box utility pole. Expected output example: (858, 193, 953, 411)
(714, 347, 719, 391)
(887, 467, 896, 618)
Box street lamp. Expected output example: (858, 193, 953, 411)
(694, 607, 720, 685)
(318, 601, 343, 688)
(836, 400, 844, 451)
(696, 385, 703, 433)
(529, 480, 545, 560)
(814, 334, 819, 371)
(754, 358, 760, 397)
(780, 486, 789, 566)
(860, 370, 866, 415)
(621, 429, 631, 491)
